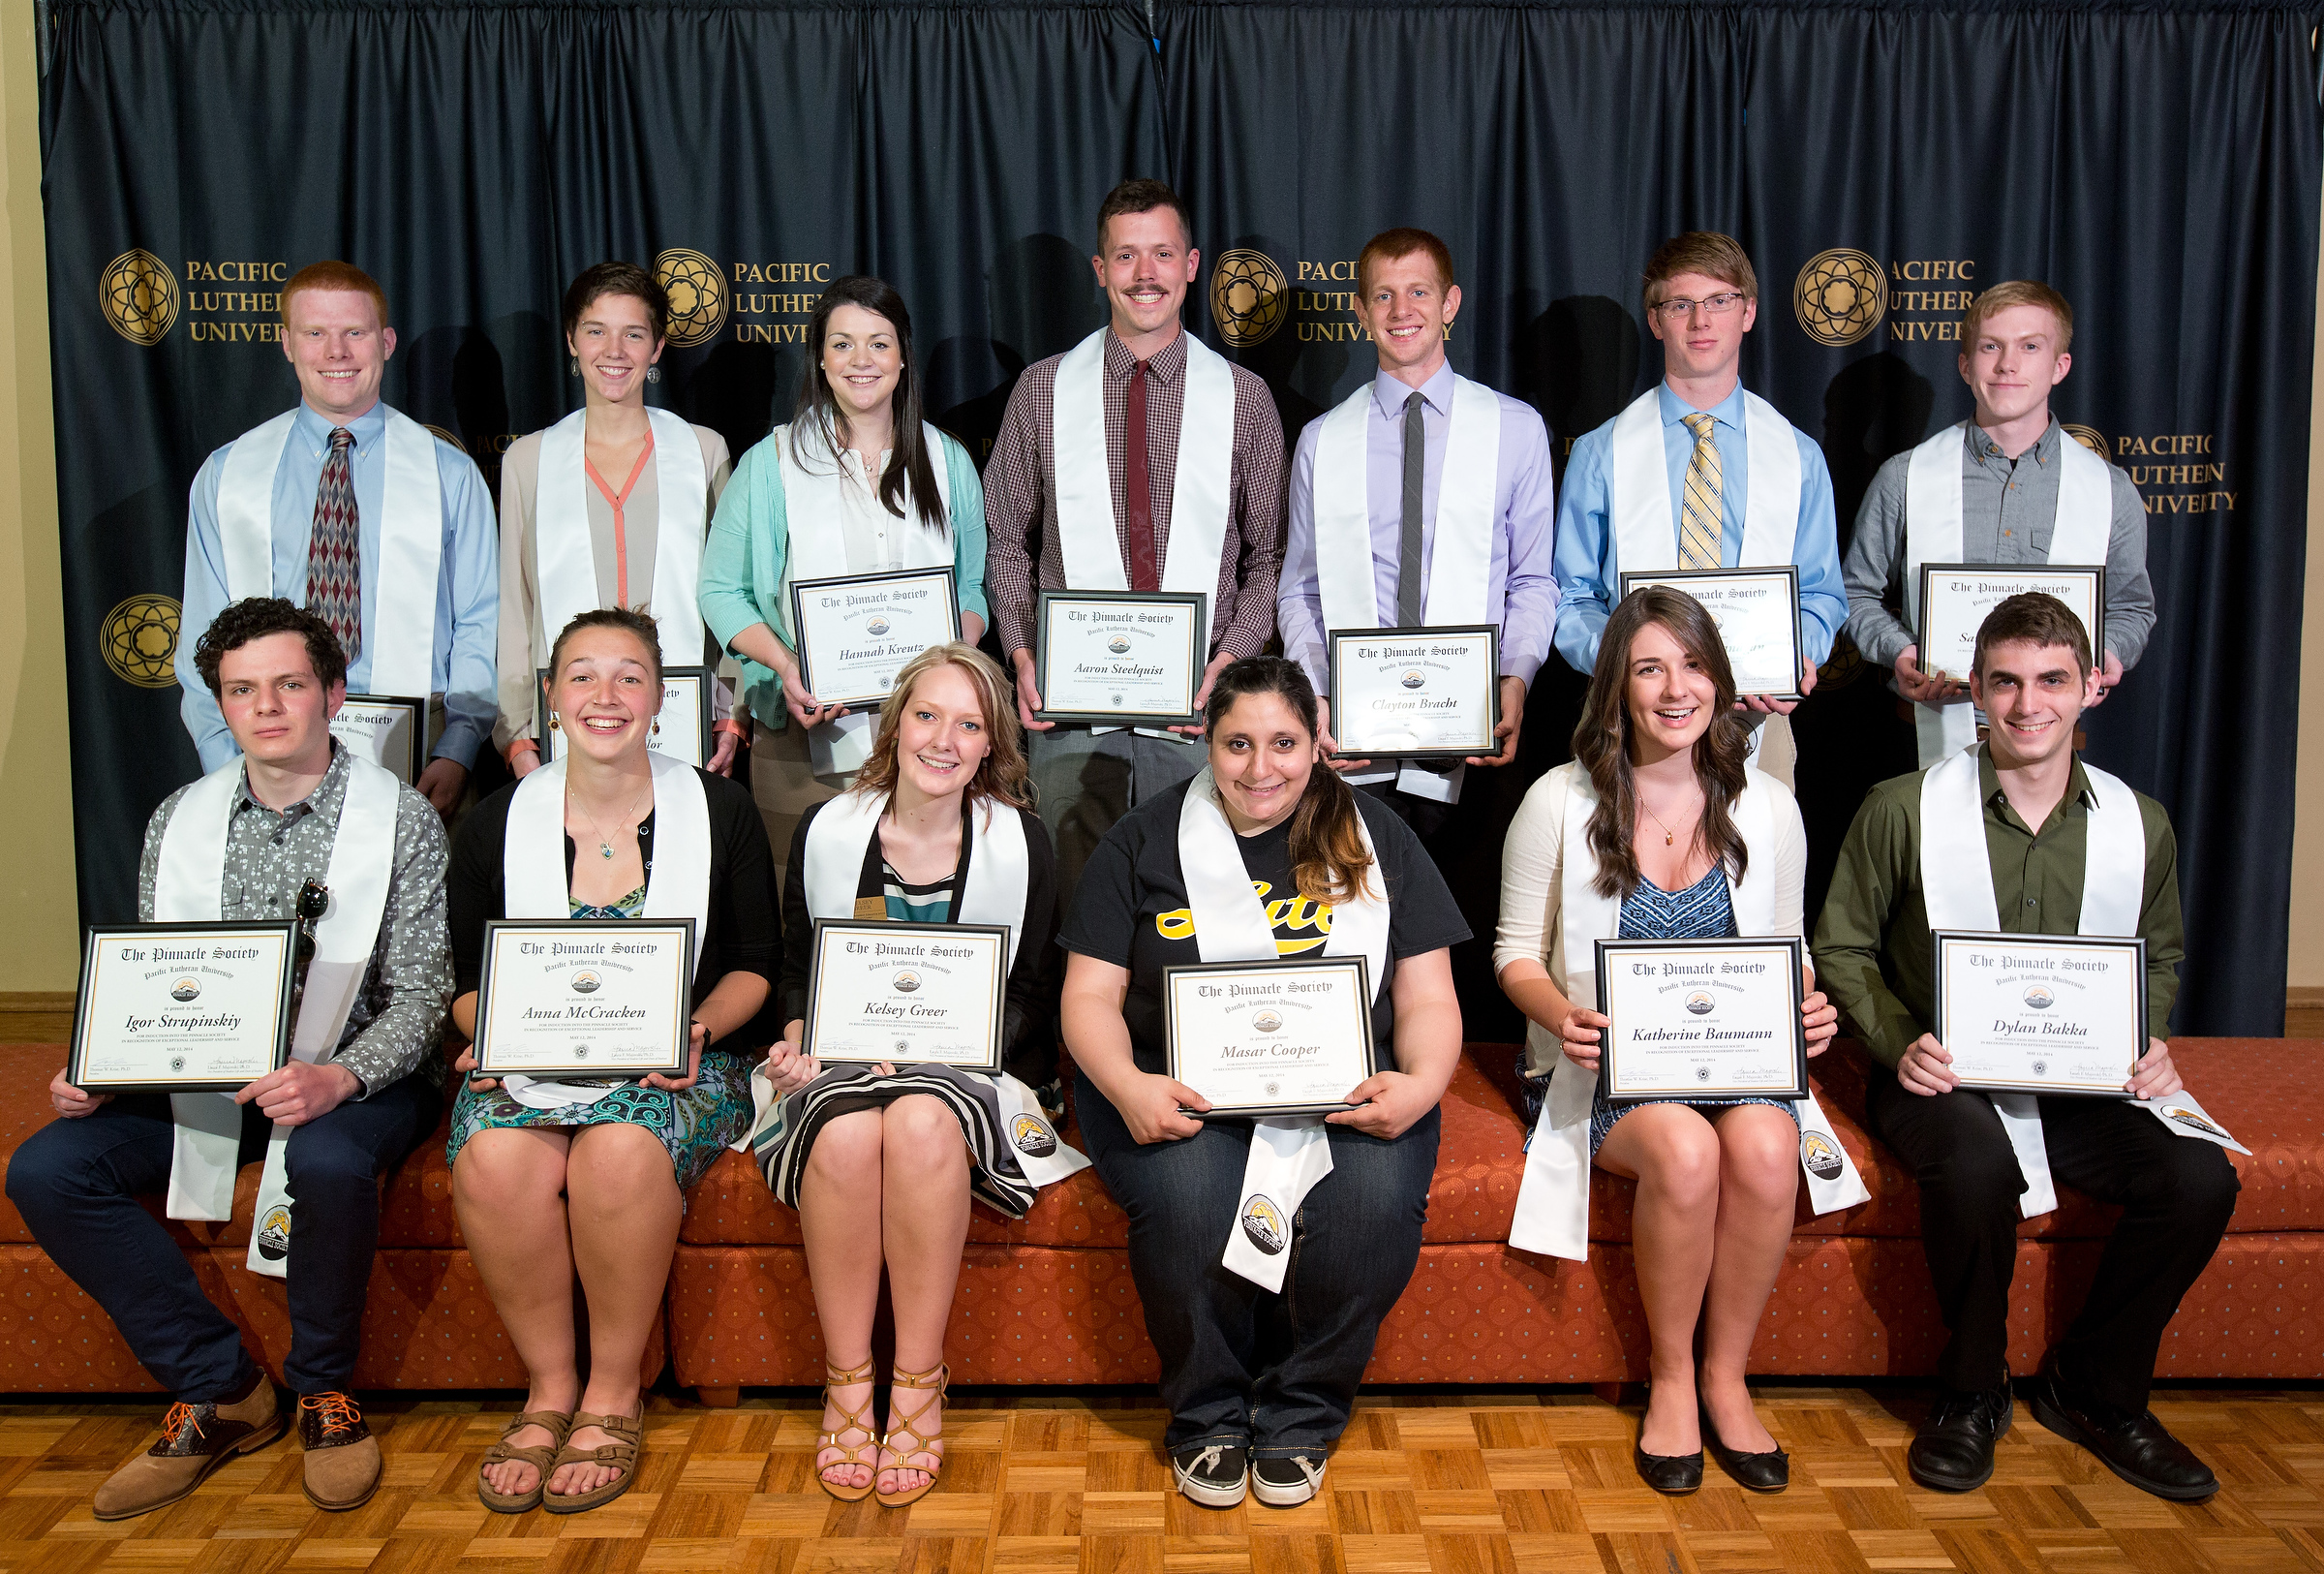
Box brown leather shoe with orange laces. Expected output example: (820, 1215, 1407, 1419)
(298, 1392, 382, 1511)
(93, 1381, 286, 1520)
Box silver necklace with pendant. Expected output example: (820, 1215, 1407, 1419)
(570, 781, 653, 860)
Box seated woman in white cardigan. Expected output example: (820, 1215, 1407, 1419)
(1494, 586, 1863, 1497)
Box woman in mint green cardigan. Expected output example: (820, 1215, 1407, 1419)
(699, 275, 990, 883)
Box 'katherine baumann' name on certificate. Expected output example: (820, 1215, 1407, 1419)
(1596, 938, 1807, 1102)
(72, 923, 297, 1093)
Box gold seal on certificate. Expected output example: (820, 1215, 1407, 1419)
(540, 665, 713, 767)
(1032, 590, 1208, 725)
(789, 567, 962, 707)
(474, 919, 694, 1078)
(804, 919, 1007, 1071)
(1916, 565, 2104, 684)
(1163, 957, 1378, 1117)
(1930, 931, 2145, 1096)
(1594, 938, 1808, 1103)
(1619, 568, 1804, 697)
(331, 694, 427, 784)
(71, 922, 297, 1093)
(1325, 625, 1501, 759)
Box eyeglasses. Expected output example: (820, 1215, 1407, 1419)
(293, 880, 329, 968)
(1650, 292, 1748, 322)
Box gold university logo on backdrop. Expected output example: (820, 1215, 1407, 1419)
(101, 594, 181, 689)
(101, 250, 179, 346)
(1794, 250, 1887, 347)
(2063, 424, 2108, 457)
(1210, 249, 1288, 346)
(655, 249, 728, 347)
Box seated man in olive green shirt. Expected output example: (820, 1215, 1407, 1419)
(1813, 592, 2235, 1502)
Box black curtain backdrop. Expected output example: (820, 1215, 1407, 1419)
(42, 0, 2318, 1034)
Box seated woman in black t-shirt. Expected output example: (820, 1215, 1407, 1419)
(1058, 656, 1469, 1512)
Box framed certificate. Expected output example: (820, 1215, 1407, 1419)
(474, 918, 694, 1079)
(1325, 625, 1502, 759)
(70, 922, 297, 1094)
(1594, 938, 1808, 1103)
(1915, 566, 2105, 685)
(331, 694, 427, 784)
(788, 567, 962, 708)
(1930, 930, 2145, 1097)
(1032, 590, 1208, 726)
(1163, 957, 1377, 1117)
(803, 919, 1008, 1072)
(1618, 568, 1804, 698)
(538, 664, 713, 768)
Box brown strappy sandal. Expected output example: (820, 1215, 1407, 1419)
(541, 1406, 642, 1514)
(815, 1357, 880, 1502)
(476, 1409, 572, 1514)
(875, 1362, 948, 1508)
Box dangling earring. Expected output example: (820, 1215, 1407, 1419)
(651, 718, 662, 737)
(645, 366, 661, 385)
(569, 356, 579, 377)
(548, 713, 562, 732)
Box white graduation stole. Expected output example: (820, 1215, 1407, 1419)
(1916, 746, 2182, 1217)
(1606, 385, 1802, 578)
(216, 405, 443, 697)
(773, 420, 956, 776)
(502, 752, 713, 1108)
(1175, 767, 1389, 1291)
(797, 789, 1090, 1187)
(1312, 375, 1500, 802)
(153, 754, 402, 1279)
(1902, 423, 2114, 765)
(535, 407, 710, 668)
(1507, 762, 1869, 1262)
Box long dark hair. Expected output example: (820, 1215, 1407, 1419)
(1204, 657, 1375, 904)
(1572, 587, 1751, 901)
(790, 275, 947, 530)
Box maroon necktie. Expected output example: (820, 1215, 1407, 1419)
(306, 427, 362, 663)
(1124, 358, 1159, 592)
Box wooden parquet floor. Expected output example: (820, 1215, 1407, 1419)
(0, 1385, 2318, 1574)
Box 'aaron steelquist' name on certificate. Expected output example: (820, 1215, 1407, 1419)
(1163, 957, 1377, 1117)
(72, 922, 297, 1094)
(1326, 626, 1500, 758)
(1033, 590, 1207, 725)
(475, 919, 694, 1078)
(1932, 932, 2145, 1096)
(805, 919, 1007, 1071)
(1596, 938, 1808, 1103)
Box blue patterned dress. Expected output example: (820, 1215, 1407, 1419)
(445, 884, 757, 1188)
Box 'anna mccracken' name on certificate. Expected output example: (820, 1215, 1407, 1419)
(476, 922, 691, 1077)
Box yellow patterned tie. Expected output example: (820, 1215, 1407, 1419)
(1679, 412, 1724, 571)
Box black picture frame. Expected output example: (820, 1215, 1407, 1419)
(1593, 936, 1809, 1104)
(71, 921, 299, 1094)
(1913, 564, 2107, 686)
(1031, 588, 1209, 726)
(330, 693, 429, 784)
(803, 917, 1010, 1074)
(474, 917, 696, 1078)
(1324, 623, 1504, 759)
(786, 565, 962, 708)
(538, 664, 714, 767)
(1162, 954, 1378, 1117)
(1929, 929, 2146, 1098)
(1617, 566, 1806, 699)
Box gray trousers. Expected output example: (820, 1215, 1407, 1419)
(1028, 725, 1205, 921)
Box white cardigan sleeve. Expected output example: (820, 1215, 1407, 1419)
(1494, 762, 1573, 979)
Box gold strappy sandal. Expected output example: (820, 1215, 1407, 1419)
(815, 1357, 880, 1503)
(476, 1409, 572, 1514)
(876, 1362, 948, 1508)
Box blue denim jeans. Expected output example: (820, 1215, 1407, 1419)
(1078, 1081, 1439, 1456)
(6, 1078, 440, 1400)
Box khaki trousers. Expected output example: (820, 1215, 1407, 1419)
(750, 721, 848, 892)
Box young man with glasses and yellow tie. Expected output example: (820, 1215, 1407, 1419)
(10, 599, 453, 1520)
(1551, 232, 1846, 773)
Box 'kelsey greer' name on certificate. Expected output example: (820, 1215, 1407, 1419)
(842, 936, 987, 1018)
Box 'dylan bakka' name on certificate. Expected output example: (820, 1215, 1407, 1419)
(1933, 932, 2144, 1096)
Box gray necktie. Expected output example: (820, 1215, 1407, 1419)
(1398, 390, 1425, 626)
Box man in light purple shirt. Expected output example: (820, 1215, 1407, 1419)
(1278, 228, 1558, 826)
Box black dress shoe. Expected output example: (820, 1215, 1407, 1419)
(1909, 1384, 2013, 1492)
(1633, 1442, 1704, 1494)
(1700, 1404, 1789, 1492)
(2025, 1361, 2217, 1501)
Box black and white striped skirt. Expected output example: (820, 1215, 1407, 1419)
(749, 1064, 1041, 1219)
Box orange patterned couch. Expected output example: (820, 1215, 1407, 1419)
(0, 1040, 2313, 1399)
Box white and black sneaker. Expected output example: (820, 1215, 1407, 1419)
(1171, 1441, 1250, 1507)
(1252, 1452, 1325, 1506)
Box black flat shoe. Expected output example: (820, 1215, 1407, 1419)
(1699, 1404, 1789, 1492)
(2024, 1359, 2217, 1501)
(1908, 1383, 2012, 1493)
(1633, 1442, 1703, 1494)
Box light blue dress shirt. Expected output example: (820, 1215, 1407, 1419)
(177, 401, 501, 772)
(1552, 382, 1845, 676)
(1280, 362, 1560, 692)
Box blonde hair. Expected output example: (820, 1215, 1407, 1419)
(851, 643, 1032, 811)
(1960, 280, 2074, 356)
(1641, 231, 1758, 313)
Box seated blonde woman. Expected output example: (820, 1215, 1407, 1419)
(446, 606, 779, 1514)
(749, 643, 1075, 1508)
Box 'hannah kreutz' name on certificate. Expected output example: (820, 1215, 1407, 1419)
(1622, 956, 1782, 1045)
(812, 582, 941, 667)
(511, 935, 671, 1025)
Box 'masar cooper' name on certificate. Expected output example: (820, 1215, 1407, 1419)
(1931, 931, 2145, 1096)
(72, 922, 297, 1093)
(804, 919, 1007, 1072)
(474, 919, 694, 1079)
(1164, 957, 1377, 1117)
(789, 567, 962, 708)
(1595, 937, 1809, 1103)
(1326, 626, 1500, 758)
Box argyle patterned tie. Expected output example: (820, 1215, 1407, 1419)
(306, 427, 362, 664)
(1679, 412, 1724, 571)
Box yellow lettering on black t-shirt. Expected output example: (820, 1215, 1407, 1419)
(1153, 880, 1334, 956)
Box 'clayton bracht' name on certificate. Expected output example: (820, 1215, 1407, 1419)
(1596, 938, 1807, 1102)
(805, 919, 1006, 1071)
(72, 923, 296, 1093)
(1933, 932, 2144, 1096)
(1164, 958, 1376, 1116)
(475, 920, 693, 1078)
(1327, 626, 1499, 758)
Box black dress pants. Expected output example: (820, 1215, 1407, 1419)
(1864, 1068, 2238, 1413)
